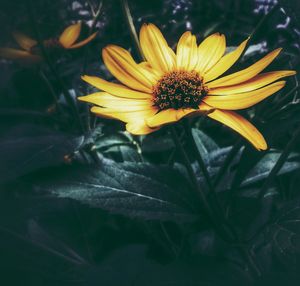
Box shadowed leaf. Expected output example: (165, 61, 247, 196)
(35, 158, 198, 222)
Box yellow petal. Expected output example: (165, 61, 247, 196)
(91, 106, 156, 123)
(146, 109, 177, 128)
(195, 33, 226, 74)
(204, 81, 286, 110)
(208, 70, 296, 95)
(138, 61, 163, 79)
(207, 48, 282, 88)
(126, 121, 160, 135)
(59, 22, 81, 49)
(176, 31, 198, 71)
(207, 108, 267, 150)
(0, 48, 42, 63)
(81, 75, 152, 99)
(139, 23, 175, 73)
(68, 32, 97, 49)
(78, 92, 153, 111)
(204, 38, 249, 83)
(145, 107, 211, 128)
(103, 45, 155, 91)
(12, 32, 37, 51)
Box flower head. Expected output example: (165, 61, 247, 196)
(0, 22, 97, 63)
(79, 23, 296, 150)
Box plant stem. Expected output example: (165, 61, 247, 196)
(183, 121, 225, 216)
(39, 70, 64, 115)
(265, 85, 300, 119)
(170, 127, 215, 218)
(249, 4, 279, 40)
(258, 124, 300, 200)
(120, 0, 145, 62)
(27, 0, 84, 133)
(171, 126, 236, 241)
(82, 0, 104, 131)
(213, 139, 243, 188)
(171, 126, 261, 277)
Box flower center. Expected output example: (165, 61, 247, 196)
(152, 71, 208, 111)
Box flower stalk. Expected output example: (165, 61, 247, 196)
(27, 0, 84, 133)
(173, 122, 263, 278)
(79, 1, 295, 278)
(120, 0, 145, 62)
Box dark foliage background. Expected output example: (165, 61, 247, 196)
(1, 0, 300, 285)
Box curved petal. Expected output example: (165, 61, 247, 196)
(204, 38, 249, 83)
(138, 62, 163, 79)
(195, 33, 226, 74)
(207, 48, 282, 88)
(91, 106, 156, 123)
(103, 45, 156, 91)
(176, 31, 198, 71)
(81, 75, 152, 99)
(12, 32, 37, 51)
(59, 22, 81, 48)
(68, 32, 97, 49)
(146, 105, 212, 128)
(139, 23, 175, 73)
(0, 48, 42, 63)
(207, 108, 267, 150)
(78, 92, 153, 111)
(102, 48, 152, 93)
(208, 70, 296, 95)
(204, 81, 286, 110)
(126, 121, 160, 135)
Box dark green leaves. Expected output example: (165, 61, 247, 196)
(0, 124, 83, 183)
(241, 151, 300, 188)
(266, 200, 300, 264)
(36, 158, 198, 222)
(88, 130, 142, 162)
(191, 128, 219, 164)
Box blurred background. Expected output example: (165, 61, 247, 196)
(1, 0, 300, 285)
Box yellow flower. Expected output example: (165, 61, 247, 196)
(79, 23, 295, 150)
(0, 22, 97, 63)
(0, 32, 41, 64)
(58, 22, 97, 49)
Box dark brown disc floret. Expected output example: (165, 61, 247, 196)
(152, 70, 208, 111)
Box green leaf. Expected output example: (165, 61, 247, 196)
(141, 133, 174, 153)
(241, 151, 300, 187)
(35, 158, 198, 222)
(92, 132, 141, 162)
(93, 132, 133, 150)
(191, 128, 219, 164)
(0, 124, 83, 183)
(266, 200, 300, 265)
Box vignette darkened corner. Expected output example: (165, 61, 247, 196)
(1, 0, 300, 285)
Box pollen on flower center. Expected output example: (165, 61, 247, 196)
(152, 70, 208, 111)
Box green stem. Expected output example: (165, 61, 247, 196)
(183, 121, 225, 216)
(265, 85, 300, 120)
(248, 4, 279, 40)
(120, 0, 145, 62)
(171, 126, 236, 241)
(258, 124, 300, 200)
(27, 0, 84, 133)
(39, 70, 63, 114)
(171, 126, 261, 277)
(213, 139, 243, 188)
(170, 126, 215, 219)
(82, 1, 104, 131)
